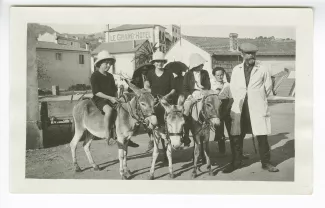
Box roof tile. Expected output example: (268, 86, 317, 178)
(183, 36, 295, 56)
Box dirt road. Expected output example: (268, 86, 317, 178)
(26, 103, 295, 181)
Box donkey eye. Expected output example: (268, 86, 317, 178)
(206, 103, 212, 108)
(140, 102, 146, 106)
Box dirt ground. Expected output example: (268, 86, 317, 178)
(25, 103, 295, 181)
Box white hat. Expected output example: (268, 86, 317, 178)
(94, 50, 116, 67)
(189, 53, 207, 69)
(150, 51, 167, 64)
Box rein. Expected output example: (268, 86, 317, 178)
(163, 110, 184, 145)
(190, 93, 220, 136)
(118, 93, 154, 132)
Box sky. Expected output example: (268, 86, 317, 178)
(46, 24, 295, 39)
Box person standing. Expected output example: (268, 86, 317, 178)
(144, 51, 176, 151)
(222, 43, 279, 173)
(211, 67, 232, 155)
(182, 53, 211, 147)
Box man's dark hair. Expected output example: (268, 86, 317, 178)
(212, 67, 226, 76)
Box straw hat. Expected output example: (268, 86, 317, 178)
(94, 50, 116, 67)
(150, 51, 167, 64)
(189, 53, 207, 69)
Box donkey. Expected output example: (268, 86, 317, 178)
(70, 82, 157, 179)
(148, 96, 186, 180)
(188, 90, 222, 178)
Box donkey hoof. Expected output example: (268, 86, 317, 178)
(125, 170, 132, 178)
(191, 172, 197, 179)
(148, 174, 154, 180)
(121, 175, 128, 180)
(75, 166, 82, 172)
(169, 173, 175, 179)
(93, 165, 100, 171)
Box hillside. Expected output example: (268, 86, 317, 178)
(28, 23, 57, 37)
(28, 23, 103, 51)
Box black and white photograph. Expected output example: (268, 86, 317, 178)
(10, 7, 313, 194)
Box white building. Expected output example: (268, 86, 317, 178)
(104, 24, 167, 53)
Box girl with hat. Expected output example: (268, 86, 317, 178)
(182, 53, 211, 147)
(90, 50, 118, 142)
(144, 51, 176, 151)
(90, 50, 139, 147)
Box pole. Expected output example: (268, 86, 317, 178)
(252, 134, 257, 154)
(26, 24, 43, 149)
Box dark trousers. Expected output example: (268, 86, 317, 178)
(230, 96, 271, 166)
(230, 133, 271, 166)
(215, 98, 232, 153)
(215, 117, 231, 154)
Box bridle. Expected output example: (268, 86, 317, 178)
(163, 109, 185, 145)
(191, 93, 220, 135)
(118, 93, 155, 132)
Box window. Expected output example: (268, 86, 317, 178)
(55, 53, 62, 60)
(79, 54, 84, 64)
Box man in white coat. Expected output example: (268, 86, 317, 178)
(222, 43, 279, 173)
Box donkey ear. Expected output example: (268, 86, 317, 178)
(160, 97, 171, 111)
(177, 94, 185, 106)
(127, 82, 142, 96)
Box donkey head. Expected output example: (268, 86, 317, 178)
(128, 82, 157, 129)
(160, 95, 185, 150)
(201, 90, 222, 127)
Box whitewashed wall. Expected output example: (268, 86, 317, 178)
(114, 53, 136, 78)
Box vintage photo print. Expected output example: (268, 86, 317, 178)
(10, 7, 313, 194)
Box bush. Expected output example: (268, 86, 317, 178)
(38, 88, 52, 96)
(68, 84, 91, 91)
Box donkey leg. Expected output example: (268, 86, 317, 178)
(192, 141, 200, 179)
(161, 139, 168, 163)
(123, 140, 131, 178)
(149, 136, 159, 180)
(118, 148, 126, 179)
(166, 143, 174, 179)
(83, 136, 99, 171)
(70, 125, 84, 172)
(203, 140, 212, 176)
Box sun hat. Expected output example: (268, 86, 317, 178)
(94, 50, 116, 67)
(150, 51, 167, 64)
(189, 53, 207, 69)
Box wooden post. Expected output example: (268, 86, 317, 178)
(26, 24, 43, 149)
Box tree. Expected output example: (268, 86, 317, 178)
(133, 42, 159, 68)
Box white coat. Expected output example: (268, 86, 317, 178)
(230, 61, 272, 136)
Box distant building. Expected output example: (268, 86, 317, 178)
(165, 33, 296, 96)
(104, 24, 167, 53)
(36, 41, 91, 90)
(37, 32, 89, 50)
(164, 25, 181, 44)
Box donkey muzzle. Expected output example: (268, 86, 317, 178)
(145, 115, 158, 129)
(210, 117, 221, 126)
